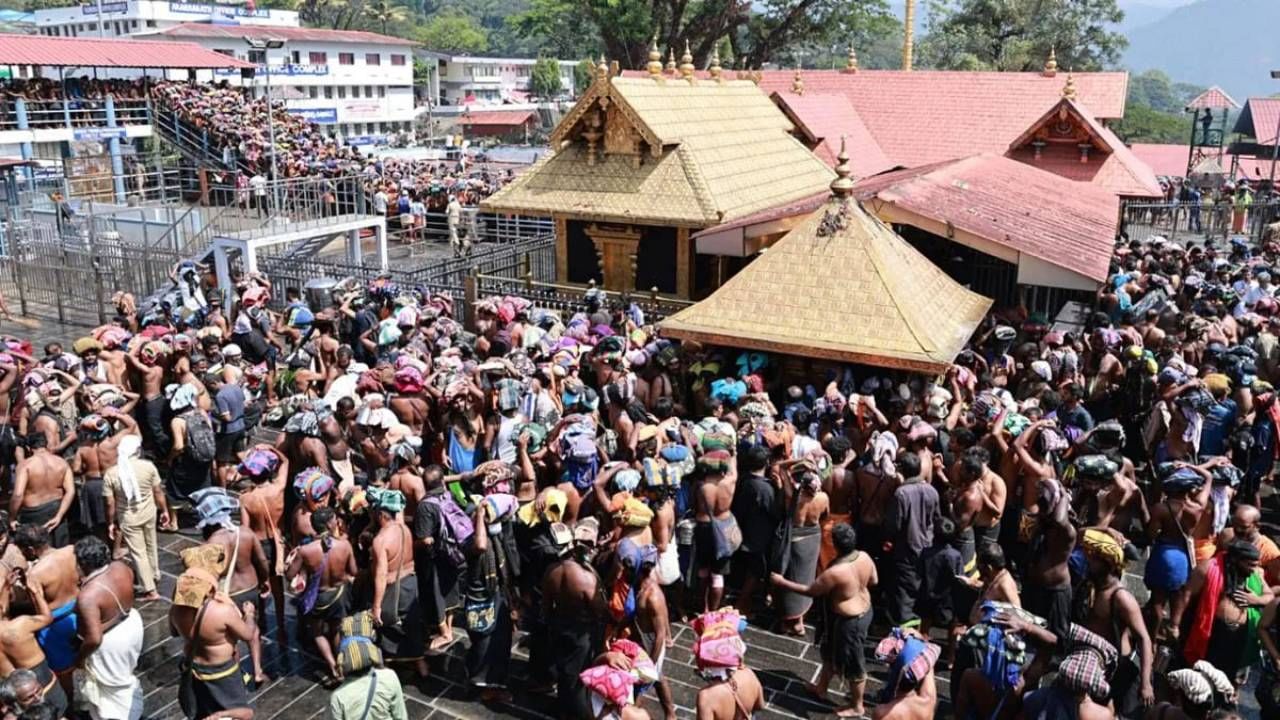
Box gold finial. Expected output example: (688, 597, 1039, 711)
(679, 40, 695, 79)
(709, 46, 722, 82)
(843, 45, 859, 74)
(830, 136, 855, 198)
(665, 48, 676, 75)
(1043, 46, 1058, 76)
(596, 54, 608, 81)
(1062, 70, 1077, 100)
(647, 36, 663, 77)
(792, 67, 804, 95)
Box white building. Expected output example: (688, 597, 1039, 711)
(142, 24, 417, 144)
(417, 51, 578, 110)
(32, 0, 297, 38)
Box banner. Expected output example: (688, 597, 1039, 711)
(81, 3, 128, 15)
(168, 2, 271, 18)
(215, 64, 329, 77)
(73, 128, 127, 141)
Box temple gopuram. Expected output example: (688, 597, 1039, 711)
(480, 47, 835, 299)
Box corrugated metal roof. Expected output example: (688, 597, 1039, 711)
(1186, 86, 1239, 111)
(1234, 98, 1280, 145)
(0, 32, 253, 69)
(460, 110, 534, 126)
(853, 153, 1118, 283)
(149, 23, 414, 47)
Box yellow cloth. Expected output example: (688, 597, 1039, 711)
(517, 489, 568, 526)
(1194, 537, 1217, 564)
(614, 497, 654, 528)
(1203, 373, 1231, 395)
(1082, 529, 1126, 574)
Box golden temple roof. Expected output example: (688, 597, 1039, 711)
(660, 192, 992, 373)
(480, 75, 835, 227)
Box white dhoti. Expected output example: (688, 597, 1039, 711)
(656, 542, 680, 586)
(78, 609, 144, 720)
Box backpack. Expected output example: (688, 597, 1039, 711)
(183, 411, 217, 464)
(425, 493, 473, 567)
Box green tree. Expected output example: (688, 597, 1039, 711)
(513, 0, 897, 71)
(920, 0, 1126, 72)
(1111, 105, 1189, 144)
(573, 58, 595, 93)
(414, 8, 489, 53)
(363, 0, 409, 34)
(529, 57, 564, 98)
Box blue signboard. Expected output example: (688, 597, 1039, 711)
(289, 108, 337, 124)
(81, 3, 128, 14)
(345, 134, 387, 147)
(73, 128, 127, 141)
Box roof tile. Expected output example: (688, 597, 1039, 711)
(0, 32, 253, 69)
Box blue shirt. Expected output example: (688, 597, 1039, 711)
(215, 384, 247, 434)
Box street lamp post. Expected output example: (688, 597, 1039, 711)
(245, 37, 286, 217)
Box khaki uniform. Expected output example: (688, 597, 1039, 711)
(103, 457, 162, 594)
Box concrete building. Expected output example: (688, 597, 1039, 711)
(417, 51, 578, 110)
(142, 24, 416, 144)
(32, 0, 297, 38)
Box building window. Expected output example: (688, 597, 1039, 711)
(339, 53, 354, 65)
(377, 86, 385, 98)
(309, 86, 318, 99)
(324, 86, 333, 99)
(309, 51, 327, 65)
(214, 49, 234, 57)
(248, 49, 266, 64)
(146, 20, 156, 27)
(366, 53, 380, 66)
(340, 86, 349, 99)
(391, 54, 406, 66)
(365, 86, 373, 97)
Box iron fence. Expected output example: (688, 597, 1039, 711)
(1121, 200, 1280, 243)
(472, 275, 694, 323)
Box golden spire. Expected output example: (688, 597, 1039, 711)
(792, 67, 804, 95)
(1062, 70, 1077, 100)
(709, 47, 723, 82)
(665, 48, 676, 75)
(679, 40, 695, 79)
(1043, 46, 1058, 76)
(596, 54, 609, 82)
(830, 136, 855, 198)
(646, 36, 663, 77)
(843, 45, 859, 74)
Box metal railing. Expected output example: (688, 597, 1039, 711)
(1121, 199, 1280, 243)
(0, 96, 151, 131)
(470, 274, 694, 324)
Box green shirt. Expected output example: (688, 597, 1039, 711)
(328, 667, 407, 720)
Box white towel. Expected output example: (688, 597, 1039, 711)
(115, 434, 142, 504)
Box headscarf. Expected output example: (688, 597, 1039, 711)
(475, 460, 515, 495)
(114, 434, 143, 503)
(173, 567, 219, 608)
(517, 488, 567, 526)
(614, 469, 642, 493)
(337, 636, 384, 676)
(167, 383, 197, 412)
(293, 467, 335, 503)
(1168, 660, 1234, 706)
(1081, 529, 1126, 575)
(191, 487, 239, 531)
(284, 408, 325, 437)
(875, 628, 941, 702)
(393, 366, 424, 394)
(1203, 373, 1232, 395)
(73, 337, 103, 355)
(79, 413, 111, 442)
(1162, 466, 1204, 494)
(872, 431, 898, 476)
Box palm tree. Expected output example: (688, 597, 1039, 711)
(364, 0, 408, 35)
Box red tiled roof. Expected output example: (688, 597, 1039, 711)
(770, 93, 895, 178)
(1185, 86, 1239, 110)
(756, 69, 1128, 168)
(852, 153, 1118, 282)
(148, 23, 415, 47)
(1234, 98, 1280, 145)
(459, 110, 534, 126)
(1129, 143, 1193, 177)
(1007, 97, 1164, 198)
(0, 32, 253, 69)
(1232, 154, 1278, 182)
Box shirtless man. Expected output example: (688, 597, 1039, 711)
(73, 537, 145, 720)
(290, 469, 334, 546)
(29, 370, 80, 456)
(0, 566, 64, 717)
(1074, 455, 1147, 535)
(633, 548, 676, 720)
(542, 528, 606, 717)
(694, 449, 737, 612)
(11, 433, 75, 548)
(819, 436, 857, 569)
(387, 447, 426, 527)
(1147, 462, 1214, 641)
(852, 435, 899, 575)
(285, 508, 356, 685)
(124, 340, 167, 454)
(71, 408, 139, 542)
(694, 660, 764, 720)
(196, 488, 270, 685)
(369, 488, 428, 678)
(1173, 540, 1274, 684)
(13, 525, 79, 695)
(871, 630, 939, 720)
(389, 374, 430, 439)
(1077, 528, 1156, 713)
(772, 522, 877, 718)
(237, 445, 289, 646)
(1023, 477, 1076, 662)
(169, 567, 257, 720)
(956, 447, 1005, 551)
